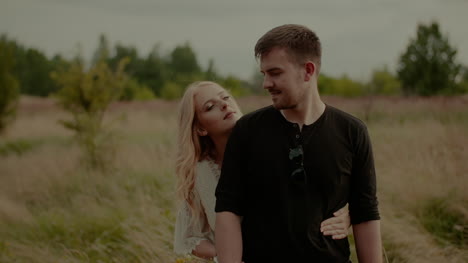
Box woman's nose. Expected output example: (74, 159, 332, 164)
(220, 101, 228, 110)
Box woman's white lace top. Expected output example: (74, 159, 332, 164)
(173, 159, 220, 255)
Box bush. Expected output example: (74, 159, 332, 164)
(0, 139, 42, 156)
(319, 74, 366, 97)
(368, 67, 401, 95)
(221, 76, 251, 97)
(160, 81, 184, 100)
(0, 40, 20, 134)
(120, 78, 156, 101)
(418, 197, 467, 248)
(51, 58, 128, 170)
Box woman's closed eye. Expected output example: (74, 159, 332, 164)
(205, 104, 214, 111)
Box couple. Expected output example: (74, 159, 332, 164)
(174, 24, 382, 263)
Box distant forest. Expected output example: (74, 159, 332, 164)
(1, 21, 467, 101)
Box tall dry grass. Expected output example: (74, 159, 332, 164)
(0, 95, 467, 262)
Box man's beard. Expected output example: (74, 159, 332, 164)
(272, 99, 297, 110)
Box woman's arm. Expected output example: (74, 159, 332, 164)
(174, 201, 214, 258)
(192, 240, 217, 260)
(320, 205, 351, 239)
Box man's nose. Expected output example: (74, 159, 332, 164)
(263, 76, 273, 89)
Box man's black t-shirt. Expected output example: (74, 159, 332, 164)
(215, 105, 380, 263)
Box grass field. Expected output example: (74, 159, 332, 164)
(0, 95, 467, 262)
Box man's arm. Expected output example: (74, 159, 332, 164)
(215, 211, 243, 263)
(352, 220, 382, 263)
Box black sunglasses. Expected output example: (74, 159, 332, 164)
(289, 144, 307, 183)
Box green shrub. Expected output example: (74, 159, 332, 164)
(0, 39, 20, 134)
(419, 197, 467, 248)
(382, 239, 407, 263)
(31, 211, 132, 262)
(120, 78, 156, 101)
(51, 58, 128, 171)
(319, 74, 366, 97)
(368, 67, 402, 95)
(221, 76, 251, 97)
(0, 139, 41, 156)
(160, 81, 184, 100)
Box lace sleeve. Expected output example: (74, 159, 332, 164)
(173, 201, 210, 255)
(195, 160, 219, 231)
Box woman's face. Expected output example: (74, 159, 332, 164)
(194, 84, 241, 137)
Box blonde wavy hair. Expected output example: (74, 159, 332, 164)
(175, 81, 222, 226)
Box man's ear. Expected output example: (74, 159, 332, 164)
(304, 61, 316, 81)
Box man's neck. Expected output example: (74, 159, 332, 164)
(281, 93, 325, 129)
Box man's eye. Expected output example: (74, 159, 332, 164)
(270, 71, 281, 76)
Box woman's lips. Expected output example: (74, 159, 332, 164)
(224, 112, 235, 120)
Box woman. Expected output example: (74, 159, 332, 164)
(173, 81, 350, 261)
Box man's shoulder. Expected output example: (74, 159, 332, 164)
(237, 105, 276, 125)
(326, 104, 367, 130)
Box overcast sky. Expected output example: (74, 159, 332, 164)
(2, 0, 468, 80)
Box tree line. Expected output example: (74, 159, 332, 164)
(1, 21, 468, 134)
(2, 21, 468, 100)
(0, 34, 252, 101)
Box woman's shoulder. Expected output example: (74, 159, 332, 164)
(195, 159, 220, 183)
(196, 159, 210, 171)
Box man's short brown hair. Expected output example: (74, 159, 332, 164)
(255, 24, 321, 70)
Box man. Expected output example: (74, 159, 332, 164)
(215, 24, 382, 263)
